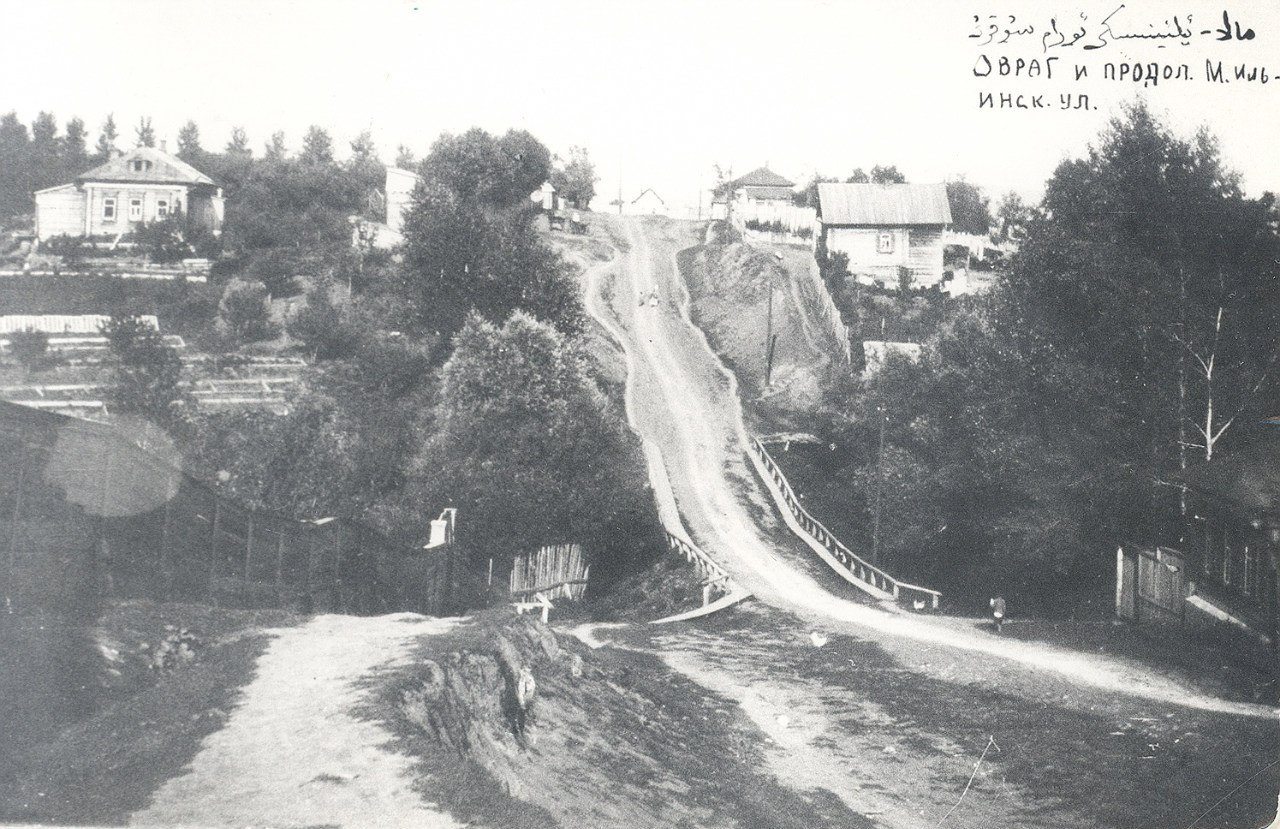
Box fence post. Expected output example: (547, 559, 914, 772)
(275, 528, 286, 606)
(243, 509, 255, 605)
(160, 499, 173, 601)
(208, 495, 221, 605)
(6, 464, 25, 614)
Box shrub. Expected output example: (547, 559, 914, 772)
(8, 328, 50, 374)
(217, 278, 280, 344)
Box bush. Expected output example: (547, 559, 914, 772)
(287, 283, 363, 360)
(8, 328, 50, 374)
(217, 279, 280, 344)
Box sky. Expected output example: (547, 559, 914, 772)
(3, 0, 1278, 216)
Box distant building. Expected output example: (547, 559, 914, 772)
(384, 165, 420, 237)
(34, 147, 224, 242)
(626, 188, 667, 216)
(725, 166, 795, 212)
(818, 182, 952, 288)
(710, 166, 796, 222)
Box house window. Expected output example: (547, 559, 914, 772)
(877, 231, 895, 254)
(129, 198, 143, 221)
(130, 159, 153, 172)
(156, 198, 169, 220)
(102, 197, 117, 221)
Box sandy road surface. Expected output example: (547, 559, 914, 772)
(589, 215, 1277, 721)
(130, 614, 461, 829)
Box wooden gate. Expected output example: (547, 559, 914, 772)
(1116, 545, 1187, 625)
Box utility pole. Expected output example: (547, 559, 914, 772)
(764, 283, 774, 386)
(871, 403, 887, 564)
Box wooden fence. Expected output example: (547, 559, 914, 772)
(509, 543, 589, 602)
(641, 440, 736, 592)
(748, 436, 941, 609)
(0, 400, 457, 619)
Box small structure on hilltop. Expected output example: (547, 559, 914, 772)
(722, 166, 795, 212)
(817, 182, 952, 289)
(626, 188, 668, 216)
(35, 146, 224, 242)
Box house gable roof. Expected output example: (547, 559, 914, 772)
(818, 182, 952, 226)
(731, 167, 793, 189)
(740, 185, 794, 201)
(78, 146, 216, 187)
(631, 188, 665, 205)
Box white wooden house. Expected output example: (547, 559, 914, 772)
(34, 147, 224, 242)
(817, 183, 952, 288)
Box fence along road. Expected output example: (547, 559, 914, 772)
(0, 399, 456, 618)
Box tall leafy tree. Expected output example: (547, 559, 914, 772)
(421, 127, 551, 208)
(225, 126, 251, 157)
(62, 117, 89, 175)
(134, 116, 156, 148)
(411, 312, 644, 564)
(300, 126, 335, 165)
(398, 177, 583, 340)
(29, 112, 61, 192)
(176, 120, 204, 164)
(263, 131, 288, 161)
(94, 114, 119, 162)
(101, 314, 189, 433)
(394, 144, 416, 170)
(550, 145, 598, 208)
(945, 179, 991, 236)
(0, 112, 32, 218)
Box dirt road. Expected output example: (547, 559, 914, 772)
(130, 614, 461, 829)
(582, 215, 1280, 828)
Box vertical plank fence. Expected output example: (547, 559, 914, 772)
(0, 400, 459, 619)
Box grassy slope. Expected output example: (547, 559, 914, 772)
(0, 601, 298, 825)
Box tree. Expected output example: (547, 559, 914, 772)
(94, 114, 119, 162)
(217, 279, 280, 343)
(225, 126, 251, 157)
(300, 126, 335, 165)
(995, 191, 1031, 240)
(550, 145, 598, 208)
(394, 144, 416, 170)
(62, 117, 89, 174)
(411, 312, 646, 564)
(845, 168, 869, 183)
(264, 131, 288, 161)
(945, 179, 991, 236)
(176, 120, 204, 164)
(287, 281, 364, 361)
(794, 175, 837, 209)
(398, 177, 583, 340)
(0, 112, 31, 218)
(870, 164, 906, 184)
(135, 116, 156, 148)
(421, 127, 551, 208)
(29, 112, 61, 192)
(101, 314, 188, 431)
(8, 329, 49, 376)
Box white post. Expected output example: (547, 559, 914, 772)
(1115, 546, 1125, 616)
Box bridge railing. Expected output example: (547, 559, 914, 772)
(748, 436, 941, 610)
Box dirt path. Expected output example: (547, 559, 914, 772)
(130, 613, 461, 829)
(592, 215, 1277, 721)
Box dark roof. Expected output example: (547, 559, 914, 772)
(818, 182, 952, 226)
(741, 185, 794, 201)
(730, 167, 794, 189)
(1180, 442, 1280, 514)
(78, 146, 217, 186)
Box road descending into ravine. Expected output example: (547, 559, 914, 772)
(587, 215, 1278, 721)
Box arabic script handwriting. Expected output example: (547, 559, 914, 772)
(970, 7, 1256, 52)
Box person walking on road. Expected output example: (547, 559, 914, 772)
(989, 596, 1007, 633)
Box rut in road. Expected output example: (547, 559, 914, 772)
(595, 215, 1278, 720)
(130, 614, 461, 829)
